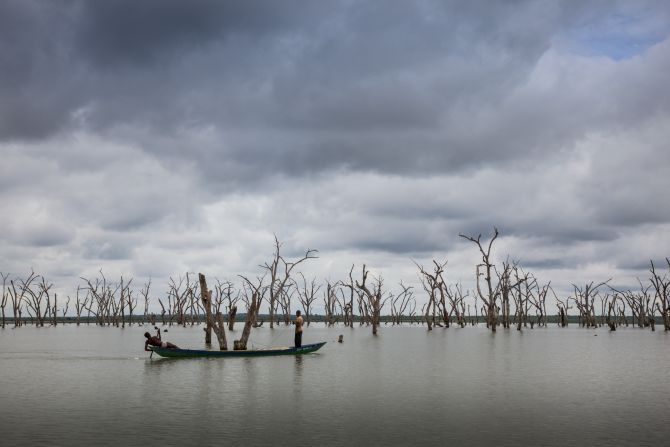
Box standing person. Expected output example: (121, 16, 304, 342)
(144, 328, 179, 351)
(294, 310, 304, 348)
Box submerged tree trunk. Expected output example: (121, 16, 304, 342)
(228, 305, 237, 331)
(559, 307, 567, 327)
(213, 311, 228, 350)
(198, 273, 212, 344)
(234, 292, 258, 350)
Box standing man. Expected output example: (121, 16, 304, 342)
(294, 310, 304, 348)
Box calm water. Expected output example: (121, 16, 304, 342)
(1, 323, 669, 446)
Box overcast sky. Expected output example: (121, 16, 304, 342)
(1, 0, 669, 311)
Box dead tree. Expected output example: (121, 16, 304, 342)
(199, 273, 213, 344)
(157, 298, 167, 325)
(445, 282, 468, 328)
(390, 281, 414, 325)
(234, 291, 258, 350)
(23, 274, 51, 326)
(341, 265, 357, 327)
(81, 270, 119, 326)
(619, 298, 629, 327)
(48, 291, 57, 326)
(116, 277, 133, 328)
(213, 279, 238, 331)
(407, 296, 418, 324)
(124, 279, 137, 327)
(239, 275, 266, 322)
(649, 259, 670, 331)
(279, 284, 295, 326)
(436, 276, 451, 328)
(296, 273, 321, 327)
(167, 274, 196, 327)
(415, 260, 447, 330)
(199, 273, 227, 350)
(1, 272, 9, 328)
(108, 282, 122, 327)
(555, 292, 571, 327)
(323, 281, 339, 326)
(512, 267, 528, 329)
(612, 278, 655, 328)
(527, 277, 550, 328)
(603, 293, 618, 331)
(9, 271, 39, 327)
(188, 283, 199, 326)
(236, 275, 266, 350)
(355, 265, 388, 335)
(262, 235, 318, 329)
(212, 280, 225, 315)
(140, 279, 151, 324)
(61, 295, 70, 321)
(74, 286, 89, 326)
(497, 260, 515, 329)
(228, 305, 238, 331)
(356, 282, 367, 327)
(224, 281, 240, 332)
(572, 280, 610, 328)
(460, 228, 501, 332)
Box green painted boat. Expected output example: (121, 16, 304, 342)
(150, 342, 326, 358)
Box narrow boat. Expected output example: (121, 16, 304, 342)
(150, 341, 326, 358)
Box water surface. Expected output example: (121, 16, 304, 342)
(1, 324, 669, 446)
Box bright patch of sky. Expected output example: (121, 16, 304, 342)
(556, 9, 667, 60)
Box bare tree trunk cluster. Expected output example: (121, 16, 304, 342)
(460, 228, 500, 331)
(355, 265, 388, 335)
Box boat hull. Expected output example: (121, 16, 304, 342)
(150, 341, 326, 358)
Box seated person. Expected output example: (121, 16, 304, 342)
(144, 328, 178, 350)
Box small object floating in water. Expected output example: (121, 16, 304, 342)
(338, 335, 343, 343)
(149, 342, 326, 358)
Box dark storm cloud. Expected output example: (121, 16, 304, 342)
(14, 226, 74, 248)
(357, 238, 446, 256)
(82, 237, 134, 261)
(617, 260, 656, 271)
(0, 0, 325, 140)
(5, 0, 669, 186)
(0, 0, 586, 165)
(74, 0, 317, 68)
(0, 0, 81, 139)
(519, 258, 567, 269)
(504, 222, 621, 244)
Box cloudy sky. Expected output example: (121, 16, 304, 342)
(1, 0, 669, 311)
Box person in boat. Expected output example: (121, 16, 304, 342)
(294, 310, 304, 348)
(144, 328, 178, 351)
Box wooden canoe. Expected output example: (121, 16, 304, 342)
(150, 342, 326, 358)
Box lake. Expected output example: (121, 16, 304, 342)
(1, 323, 669, 446)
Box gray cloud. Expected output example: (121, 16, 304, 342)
(1, 0, 669, 304)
